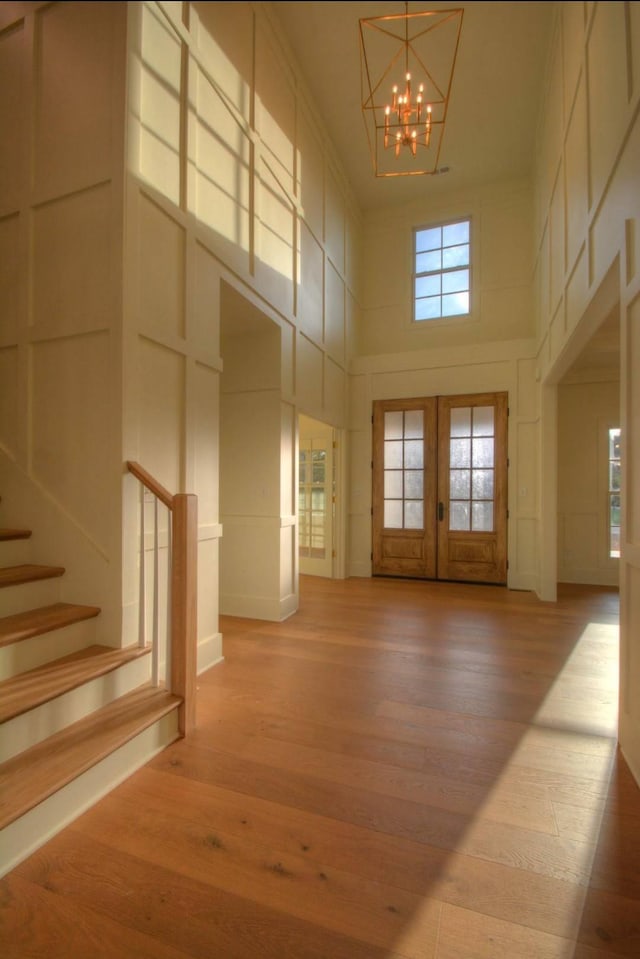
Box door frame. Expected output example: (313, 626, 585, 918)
(372, 392, 509, 584)
(436, 392, 508, 584)
(298, 414, 338, 579)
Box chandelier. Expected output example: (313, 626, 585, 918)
(359, 4, 464, 178)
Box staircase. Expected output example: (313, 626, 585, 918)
(0, 522, 183, 878)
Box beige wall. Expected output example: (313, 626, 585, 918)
(0, 1, 127, 644)
(1, 0, 360, 656)
(359, 179, 534, 356)
(533, 1, 640, 783)
(219, 316, 298, 620)
(350, 175, 540, 588)
(123, 1, 359, 631)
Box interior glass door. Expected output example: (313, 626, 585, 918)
(299, 416, 334, 577)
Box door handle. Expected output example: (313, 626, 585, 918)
(438, 501, 444, 521)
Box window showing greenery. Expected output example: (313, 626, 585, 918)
(299, 444, 327, 559)
(609, 428, 621, 558)
(414, 218, 470, 321)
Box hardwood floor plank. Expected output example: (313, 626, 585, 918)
(109, 765, 603, 892)
(1, 578, 638, 958)
(16, 831, 413, 959)
(435, 902, 622, 959)
(107, 760, 638, 945)
(62, 791, 442, 958)
(0, 873, 192, 959)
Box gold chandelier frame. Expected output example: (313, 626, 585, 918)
(359, 5, 464, 178)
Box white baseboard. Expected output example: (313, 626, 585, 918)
(197, 632, 223, 675)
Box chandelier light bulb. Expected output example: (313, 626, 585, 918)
(383, 69, 433, 158)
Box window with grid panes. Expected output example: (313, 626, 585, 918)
(413, 218, 470, 321)
(609, 428, 621, 558)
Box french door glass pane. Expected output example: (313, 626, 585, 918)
(385, 411, 404, 439)
(385, 471, 403, 498)
(404, 470, 424, 498)
(472, 406, 494, 436)
(609, 428, 621, 557)
(311, 512, 325, 554)
(472, 502, 493, 531)
(384, 500, 403, 528)
(404, 440, 423, 469)
(383, 408, 425, 530)
(472, 437, 494, 467)
(404, 409, 424, 438)
(312, 451, 325, 483)
(472, 469, 494, 498)
(385, 440, 403, 468)
(450, 469, 470, 498)
(450, 407, 471, 436)
(610, 460, 620, 490)
(405, 500, 423, 529)
(450, 502, 470, 530)
(299, 439, 329, 559)
(448, 404, 496, 532)
(450, 438, 471, 467)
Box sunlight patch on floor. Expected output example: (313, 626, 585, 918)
(394, 621, 620, 957)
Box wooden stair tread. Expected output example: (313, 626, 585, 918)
(0, 602, 101, 648)
(0, 564, 65, 588)
(0, 528, 32, 541)
(0, 684, 182, 829)
(0, 643, 151, 723)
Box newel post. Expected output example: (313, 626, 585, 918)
(171, 493, 197, 735)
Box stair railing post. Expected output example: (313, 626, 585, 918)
(138, 484, 146, 649)
(170, 493, 197, 735)
(165, 508, 173, 694)
(151, 495, 159, 686)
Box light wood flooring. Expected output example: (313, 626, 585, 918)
(1, 575, 639, 958)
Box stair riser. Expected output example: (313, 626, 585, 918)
(1, 539, 32, 567)
(0, 655, 153, 762)
(0, 618, 99, 681)
(0, 579, 62, 618)
(0, 710, 180, 879)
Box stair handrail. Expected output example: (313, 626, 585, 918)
(127, 461, 174, 509)
(126, 461, 197, 736)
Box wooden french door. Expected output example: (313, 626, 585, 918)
(372, 392, 508, 584)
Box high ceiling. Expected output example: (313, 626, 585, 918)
(269, 2, 622, 376)
(270, 2, 556, 213)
